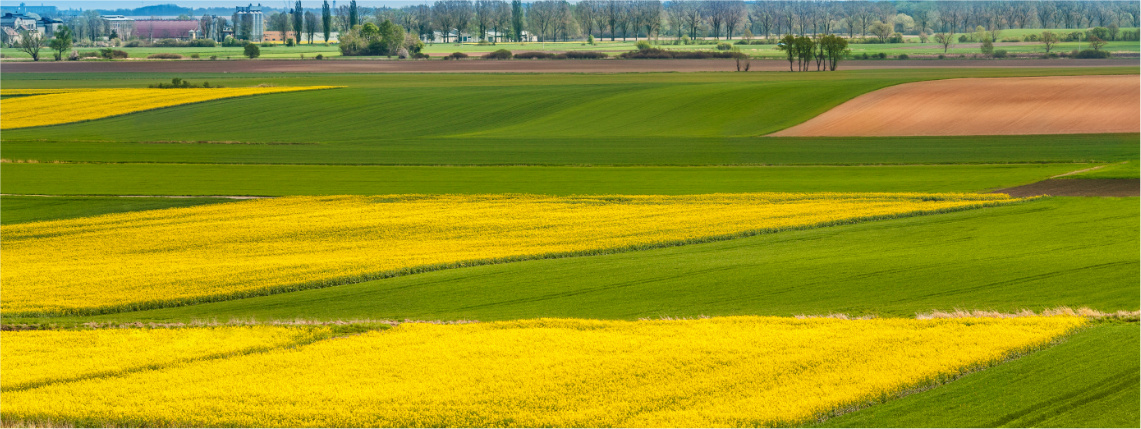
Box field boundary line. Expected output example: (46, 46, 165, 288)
(0, 193, 272, 199)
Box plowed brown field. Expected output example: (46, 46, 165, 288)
(770, 75, 1140, 137)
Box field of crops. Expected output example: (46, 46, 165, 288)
(1, 193, 1020, 316)
(0, 316, 1085, 427)
(0, 86, 335, 129)
(0, 65, 1136, 427)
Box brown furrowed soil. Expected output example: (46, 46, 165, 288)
(769, 75, 1140, 137)
(1, 58, 1136, 73)
(993, 179, 1140, 197)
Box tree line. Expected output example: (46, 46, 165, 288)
(37, 1, 1137, 47)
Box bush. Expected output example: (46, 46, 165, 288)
(680, 35, 690, 45)
(122, 40, 143, 47)
(514, 51, 556, 59)
(190, 53, 200, 59)
(260, 42, 273, 47)
(897, 53, 909, 60)
(153, 38, 181, 47)
(148, 78, 221, 88)
(189, 39, 216, 47)
(315, 54, 324, 60)
(958, 34, 969, 42)
(874, 52, 887, 59)
(636, 40, 652, 51)
(1023, 34, 1040, 42)
(618, 48, 746, 59)
(222, 36, 240, 47)
(413, 52, 430, 59)
(716, 42, 732, 50)
(100, 48, 128, 59)
(563, 51, 607, 59)
(587, 35, 595, 45)
(887, 32, 904, 43)
(286, 38, 295, 47)
(483, 49, 513, 59)
(147, 53, 183, 59)
(443, 52, 468, 60)
(992, 49, 1007, 58)
(1044, 52, 1059, 59)
(1073, 49, 1111, 59)
(397, 47, 409, 59)
(937, 54, 945, 59)
(210, 55, 218, 60)
(244, 43, 261, 59)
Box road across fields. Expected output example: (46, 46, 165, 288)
(2, 58, 1136, 73)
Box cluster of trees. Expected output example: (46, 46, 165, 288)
(338, 20, 424, 56)
(778, 33, 847, 71)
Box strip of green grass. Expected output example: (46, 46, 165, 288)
(0, 196, 236, 225)
(1067, 160, 1141, 179)
(0, 164, 1091, 196)
(3, 134, 1134, 166)
(2, 69, 1135, 148)
(34, 197, 1133, 325)
(821, 322, 1140, 428)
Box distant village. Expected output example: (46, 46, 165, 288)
(0, 1, 546, 48)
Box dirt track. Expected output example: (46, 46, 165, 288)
(993, 179, 1140, 197)
(1, 58, 1136, 74)
(770, 75, 1140, 137)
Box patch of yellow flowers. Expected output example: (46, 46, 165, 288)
(0, 326, 325, 391)
(1, 193, 1021, 315)
(0, 87, 337, 129)
(0, 316, 1084, 427)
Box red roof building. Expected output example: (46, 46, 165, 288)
(135, 19, 199, 40)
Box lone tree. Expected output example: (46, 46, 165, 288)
(778, 33, 796, 71)
(293, 1, 304, 44)
(1041, 31, 1059, 53)
(17, 30, 42, 61)
(934, 31, 954, 53)
(349, 0, 359, 27)
(49, 25, 73, 61)
(322, 0, 332, 42)
(244, 42, 261, 58)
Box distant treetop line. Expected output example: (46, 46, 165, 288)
(18, 0, 1141, 45)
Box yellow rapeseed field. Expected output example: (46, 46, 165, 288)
(1, 193, 1021, 315)
(0, 316, 1084, 427)
(0, 326, 327, 391)
(0, 87, 337, 129)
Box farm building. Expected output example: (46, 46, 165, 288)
(104, 15, 135, 40)
(262, 30, 298, 43)
(232, 4, 265, 42)
(134, 19, 200, 40)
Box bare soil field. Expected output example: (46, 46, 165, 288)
(770, 75, 1140, 137)
(994, 179, 1140, 197)
(1, 58, 1136, 74)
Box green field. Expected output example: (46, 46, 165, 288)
(0, 163, 1099, 197)
(825, 322, 1140, 428)
(0, 196, 230, 225)
(1, 64, 1137, 426)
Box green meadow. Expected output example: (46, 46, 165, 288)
(1, 65, 1137, 426)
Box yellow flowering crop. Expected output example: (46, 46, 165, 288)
(0, 87, 337, 129)
(0, 326, 327, 391)
(1, 193, 1021, 316)
(0, 316, 1084, 427)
